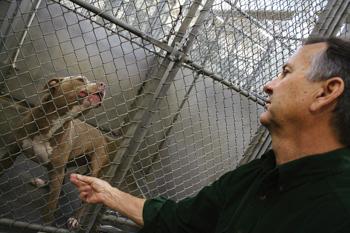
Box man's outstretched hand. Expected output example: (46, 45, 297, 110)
(70, 173, 146, 226)
(70, 173, 112, 204)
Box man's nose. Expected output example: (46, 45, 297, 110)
(263, 73, 280, 95)
(263, 80, 273, 95)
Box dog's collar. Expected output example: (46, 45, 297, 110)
(46, 111, 81, 139)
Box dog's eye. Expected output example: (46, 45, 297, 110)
(78, 91, 88, 98)
(77, 77, 87, 83)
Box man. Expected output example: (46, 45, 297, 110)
(70, 36, 350, 233)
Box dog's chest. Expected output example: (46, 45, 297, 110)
(22, 135, 53, 163)
(22, 121, 75, 163)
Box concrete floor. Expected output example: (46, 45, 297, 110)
(0, 153, 82, 228)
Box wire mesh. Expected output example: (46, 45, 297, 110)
(0, 0, 345, 232)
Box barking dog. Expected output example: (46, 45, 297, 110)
(0, 76, 114, 229)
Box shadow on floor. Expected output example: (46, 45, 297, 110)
(0, 154, 81, 231)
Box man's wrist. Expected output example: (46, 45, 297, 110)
(102, 186, 120, 209)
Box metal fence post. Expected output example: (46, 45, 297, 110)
(76, 0, 217, 231)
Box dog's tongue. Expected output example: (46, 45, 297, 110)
(88, 94, 101, 104)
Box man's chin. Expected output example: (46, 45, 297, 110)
(259, 112, 270, 126)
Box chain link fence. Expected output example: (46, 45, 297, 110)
(0, 0, 348, 232)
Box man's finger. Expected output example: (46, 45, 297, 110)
(70, 174, 86, 186)
(80, 192, 88, 202)
(78, 185, 92, 193)
(73, 173, 96, 184)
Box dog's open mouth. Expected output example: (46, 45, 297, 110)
(96, 91, 105, 101)
(89, 91, 105, 105)
(78, 88, 105, 108)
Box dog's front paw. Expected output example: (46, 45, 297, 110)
(30, 178, 48, 188)
(67, 217, 80, 230)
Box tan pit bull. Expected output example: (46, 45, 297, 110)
(0, 75, 118, 229)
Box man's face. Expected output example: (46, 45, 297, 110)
(259, 43, 327, 129)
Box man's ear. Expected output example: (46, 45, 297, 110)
(310, 77, 344, 112)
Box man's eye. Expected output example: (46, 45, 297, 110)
(281, 69, 289, 77)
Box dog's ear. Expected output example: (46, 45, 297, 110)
(41, 79, 62, 102)
(48, 79, 60, 87)
(43, 78, 60, 92)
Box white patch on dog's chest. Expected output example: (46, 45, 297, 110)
(22, 135, 53, 163)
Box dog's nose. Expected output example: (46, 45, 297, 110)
(98, 82, 106, 90)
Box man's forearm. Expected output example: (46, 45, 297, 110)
(103, 187, 146, 226)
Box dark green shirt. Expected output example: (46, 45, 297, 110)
(139, 148, 350, 233)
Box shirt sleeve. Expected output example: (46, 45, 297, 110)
(334, 223, 350, 233)
(137, 156, 268, 233)
(138, 180, 225, 233)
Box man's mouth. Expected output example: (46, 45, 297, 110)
(264, 99, 271, 109)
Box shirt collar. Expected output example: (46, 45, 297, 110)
(275, 147, 350, 191)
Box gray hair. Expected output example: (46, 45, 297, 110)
(303, 37, 350, 146)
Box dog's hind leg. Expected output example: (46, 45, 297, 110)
(30, 161, 51, 188)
